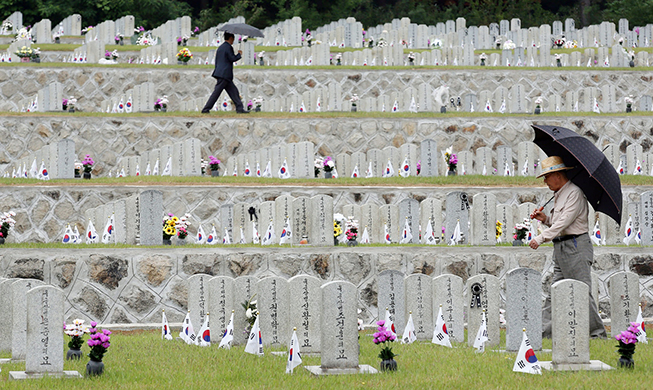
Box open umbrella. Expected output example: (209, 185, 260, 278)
(532, 124, 622, 224)
(217, 23, 264, 38)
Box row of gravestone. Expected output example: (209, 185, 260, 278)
(183, 269, 641, 357)
(0, 278, 81, 378)
(3, 139, 75, 180)
(226, 141, 547, 180)
(100, 82, 155, 113)
(115, 137, 201, 177)
(18, 81, 63, 113)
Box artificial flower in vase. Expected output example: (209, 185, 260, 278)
(512, 219, 530, 246)
(162, 213, 178, 245)
(350, 94, 359, 112)
(175, 214, 191, 245)
(82, 154, 94, 179)
(323, 156, 335, 178)
(345, 216, 359, 246)
(86, 321, 111, 376)
(333, 219, 343, 245)
(625, 95, 633, 113)
(64, 319, 89, 360)
(314, 157, 323, 178)
(534, 97, 543, 114)
(208, 155, 220, 176)
(177, 47, 192, 65)
(374, 320, 397, 371)
(615, 322, 641, 368)
(0, 211, 16, 244)
(154, 96, 169, 112)
(443, 147, 457, 176)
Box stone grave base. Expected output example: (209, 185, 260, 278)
(305, 365, 378, 375)
(539, 360, 613, 371)
(494, 349, 552, 353)
(271, 351, 320, 357)
(9, 371, 83, 380)
(0, 358, 23, 364)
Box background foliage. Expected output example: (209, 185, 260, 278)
(0, 0, 648, 33)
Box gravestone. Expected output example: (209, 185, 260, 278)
(475, 147, 493, 174)
(378, 270, 406, 336)
(309, 195, 334, 246)
(139, 190, 163, 245)
(471, 193, 497, 245)
(233, 203, 251, 244)
(626, 144, 643, 175)
(639, 95, 652, 112)
(404, 274, 433, 341)
(517, 141, 538, 176)
(188, 274, 210, 331)
(608, 271, 639, 337)
(306, 281, 377, 375)
(496, 145, 513, 175)
(288, 275, 323, 353)
(275, 195, 294, 243)
(495, 204, 514, 243)
(540, 279, 612, 371)
(641, 191, 653, 245)
(466, 274, 500, 347)
(11, 279, 45, 360)
(233, 276, 259, 345)
(0, 278, 16, 354)
(256, 276, 290, 346)
(419, 139, 438, 177)
(432, 274, 464, 343)
(506, 268, 543, 351)
(207, 276, 234, 339)
(602, 143, 620, 170)
(292, 197, 310, 244)
(361, 203, 381, 243)
(420, 198, 443, 244)
(398, 198, 419, 243)
(367, 148, 384, 177)
(445, 191, 470, 244)
(380, 204, 400, 243)
(9, 285, 81, 380)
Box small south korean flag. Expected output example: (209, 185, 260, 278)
(513, 329, 542, 375)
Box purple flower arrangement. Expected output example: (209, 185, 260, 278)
(87, 321, 111, 362)
(208, 156, 220, 171)
(615, 322, 641, 368)
(374, 320, 396, 360)
(82, 154, 94, 173)
(323, 156, 335, 172)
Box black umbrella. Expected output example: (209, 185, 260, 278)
(532, 124, 622, 225)
(217, 23, 264, 38)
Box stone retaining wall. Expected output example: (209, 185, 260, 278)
(1, 246, 652, 325)
(1, 67, 652, 112)
(1, 115, 650, 174)
(2, 185, 650, 244)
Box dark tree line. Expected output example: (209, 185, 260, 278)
(1, 0, 650, 33)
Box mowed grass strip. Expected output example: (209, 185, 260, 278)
(1, 175, 652, 187)
(0, 329, 650, 389)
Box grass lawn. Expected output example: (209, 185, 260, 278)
(0, 329, 649, 389)
(1, 174, 652, 188)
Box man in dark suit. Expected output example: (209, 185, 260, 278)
(202, 32, 248, 113)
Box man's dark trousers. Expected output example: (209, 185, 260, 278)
(202, 78, 245, 112)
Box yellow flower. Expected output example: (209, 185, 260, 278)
(172, 216, 179, 223)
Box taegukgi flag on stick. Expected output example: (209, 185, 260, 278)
(101, 214, 114, 244)
(399, 156, 410, 177)
(591, 220, 602, 246)
(206, 225, 217, 245)
(223, 228, 231, 244)
(180, 310, 196, 344)
(244, 314, 263, 355)
(512, 329, 542, 375)
(432, 305, 452, 348)
(262, 219, 275, 245)
(635, 303, 648, 344)
(278, 158, 291, 179)
(366, 161, 374, 178)
(252, 221, 260, 244)
(86, 219, 99, 244)
(262, 160, 272, 178)
(400, 217, 413, 244)
(623, 215, 634, 245)
(351, 165, 360, 178)
(401, 311, 417, 344)
(161, 310, 173, 340)
(384, 223, 391, 244)
(383, 159, 395, 178)
(72, 225, 81, 244)
(279, 217, 292, 244)
(196, 313, 211, 347)
(473, 309, 489, 353)
(423, 218, 437, 245)
(285, 328, 302, 373)
(219, 310, 235, 349)
(384, 308, 396, 337)
(62, 224, 74, 244)
(360, 226, 370, 244)
(196, 224, 206, 244)
(161, 157, 172, 176)
(239, 226, 246, 244)
(449, 220, 462, 246)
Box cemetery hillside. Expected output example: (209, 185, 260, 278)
(1, 5, 653, 387)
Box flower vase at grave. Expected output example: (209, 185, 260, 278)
(69, 107, 75, 113)
(176, 238, 187, 246)
(447, 170, 456, 176)
(630, 60, 635, 68)
(20, 57, 29, 63)
(534, 107, 541, 114)
(83, 172, 91, 180)
(163, 238, 172, 245)
(119, 38, 124, 46)
(32, 57, 40, 63)
(66, 348, 82, 360)
(162, 107, 167, 112)
(55, 37, 60, 44)
(626, 106, 632, 113)
(324, 171, 333, 179)
(334, 237, 339, 246)
(0, 237, 5, 245)
(211, 169, 220, 177)
(86, 360, 104, 376)
(255, 106, 261, 112)
(556, 59, 561, 67)
(351, 106, 357, 112)
(440, 106, 446, 113)
(347, 239, 358, 247)
(512, 239, 524, 246)
(480, 59, 485, 66)
(380, 358, 397, 372)
(617, 340, 636, 369)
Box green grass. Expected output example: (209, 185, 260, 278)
(1, 175, 652, 187)
(0, 329, 650, 389)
